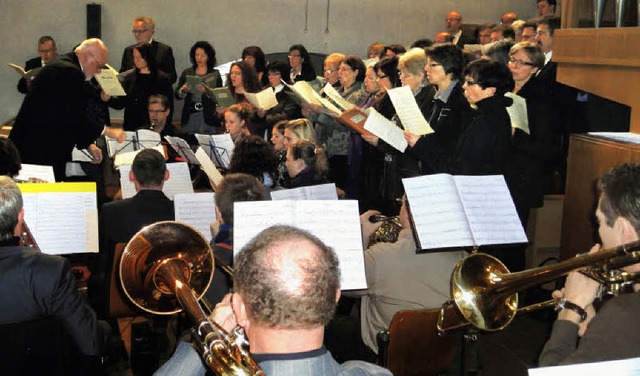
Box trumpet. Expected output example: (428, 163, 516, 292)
(437, 240, 640, 333)
(119, 221, 264, 375)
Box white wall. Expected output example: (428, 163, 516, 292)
(0, 0, 539, 122)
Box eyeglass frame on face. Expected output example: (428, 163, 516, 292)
(445, 17, 460, 22)
(464, 79, 481, 87)
(132, 28, 150, 34)
(148, 108, 167, 114)
(398, 70, 413, 78)
(508, 57, 535, 68)
(288, 54, 302, 59)
(425, 62, 442, 69)
(324, 68, 336, 74)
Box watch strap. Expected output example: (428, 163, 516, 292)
(555, 298, 588, 323)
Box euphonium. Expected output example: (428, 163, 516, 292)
(119, 221, 264, 375)
(437, 240, 640, 334)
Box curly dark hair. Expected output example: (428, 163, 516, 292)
(189, 41, 217, 71)
(228, 135, 278, 188)
(226, 60, 261, 95)
(0, 138, 21, 178)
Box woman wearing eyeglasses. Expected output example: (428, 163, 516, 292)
(454, 59, 514, 175)
(288, 44, 316, 82)
(404, 43, 472, 175)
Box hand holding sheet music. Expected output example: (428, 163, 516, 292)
(363, 108, 408, 152)
(387, 86, 434, 135)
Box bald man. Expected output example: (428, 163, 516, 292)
(444, 11, 475, 47)
(10, 39, 108, 180)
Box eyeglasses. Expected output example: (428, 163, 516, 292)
(288, 54, 302, 59)
(132, 28, 149, 34)
(398, 71, 413, 78)
(324, 69, 336, 74)
(268, 72, 281, 76)
(376, 74, 388, 81)
(338, 66, 352, 73)
(148, 109, 167, 114)
(464, 79, 480, 86)
(508, 58, 535, 67)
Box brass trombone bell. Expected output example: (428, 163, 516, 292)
(119, 221, 214, 315)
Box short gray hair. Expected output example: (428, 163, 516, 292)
(0, 176, 23, 241)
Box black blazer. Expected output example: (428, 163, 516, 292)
(9, 53, 102, 180)
(0, 242, 102, 355)
(120, 40, 177, 83)
(17, 57, 42, 94)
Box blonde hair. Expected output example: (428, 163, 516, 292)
(286, 119, 317, 144)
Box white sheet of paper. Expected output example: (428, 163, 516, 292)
(71, 147, 94, 162)
(114, 145, 165, 167)
(387, 85, 434, 135)
(403, 174, 474, 249)
(505, 92, 529, 135)
(95, 68, 126, 96)
(174, 192, 216, 242)
(16, 164, 55, 182)
(106, 131, 137, 157)
(270, 183, 338, 200)
(209, 134, 235, 169)
(528, 357, 640, 376)
(311, 89, 343, 115)
(322, 83, 355, 112)
(363, 108, 408, 152)
(136, 129, 162, 149)
(21, 188, 98, 254)
(165, 136, 200, 165)
(588, 132, 640, 144)
(287, 80, 323, 106)
(454, 175, 528, 246)
(244, 87, 278, 111)
(233, 200, 367, 290)
(119, 162, 193, 200)
(195, 147, 224, 189)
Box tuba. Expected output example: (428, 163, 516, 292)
(119, 221, 264, 375)
(437, 240, 640, 333)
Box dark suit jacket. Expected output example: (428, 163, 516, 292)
(455, 31, 477, 48)
(0, 240, 102, 355)
(120, 40, 177, 83)
(92, 189, 175, 316)
(17, 57, 42, 94)
(9, 53, 102, 180)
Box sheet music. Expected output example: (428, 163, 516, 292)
(403, 174, 474, 249)
(106, 131, 137, 157)
(16, 164, 55, 182)
(528, 357, 640, 376)
(285, 80, 323, 106)
(136, 129, 162, 149)
(164, 136, 200, 165)
(95, 68, 126, 96)
(454, 175, 527, 246)
(310, 90, 343, 115)
(244, 87, 278, 111)
(322, 83, 355, 112)
(71, 147, 94, 162)
(233, 200, 367, 290)
(195, 133, 235, 168)
(505, 92, 529, 135)
(195, 147, 224, 189)
(119, 162, 194, 200)
(387, 85, 434, 135)
(270, 183, 338, 200)
(114, 145, 165, 167)
(174, 192, 216, 242)
(19, 184, 98, 255)
(363, 108, 408, 152)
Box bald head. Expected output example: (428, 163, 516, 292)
(501, 12, 518, 26)
(445, 11, 462, 33)
(74, 38, 108, 79)
(435, 32, 454, 44)
(234, 225, 340, 329)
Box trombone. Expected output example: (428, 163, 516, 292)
(437, 240, 640, 333)
(119, 221, 264, 375)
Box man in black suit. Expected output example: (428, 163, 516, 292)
(9, 38, 108, 181)
(444, 11, 475, 48)
(17, 35, 57, 94)
(120, 16, 177, 83)
(92, 148, 174, 315)
(0, 176, 103, 357)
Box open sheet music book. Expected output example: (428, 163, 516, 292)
(164, 136, 200, 165)
(363, 108, 408, 152)
(387, 85, 434, 135)
(185, 75, 206, 96)
(174, 192, 216, 242)
(244, 87, 278, 110)
(270, 183, 338, 200)
(8, 63, 41, 81)
(337, 108, 374, 137)
(95, 68, 126, 96)
(322, 83, 356, 113)
(283, 80, 339, 112)
(403, 174, 527, 251)
(119, 162, 194, 200)
(18, 182, 98, 254)
(233, 200, 367, 290)
(194, 133, 234, 169)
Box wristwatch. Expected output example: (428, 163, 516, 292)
(555, 297, 588, 323)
